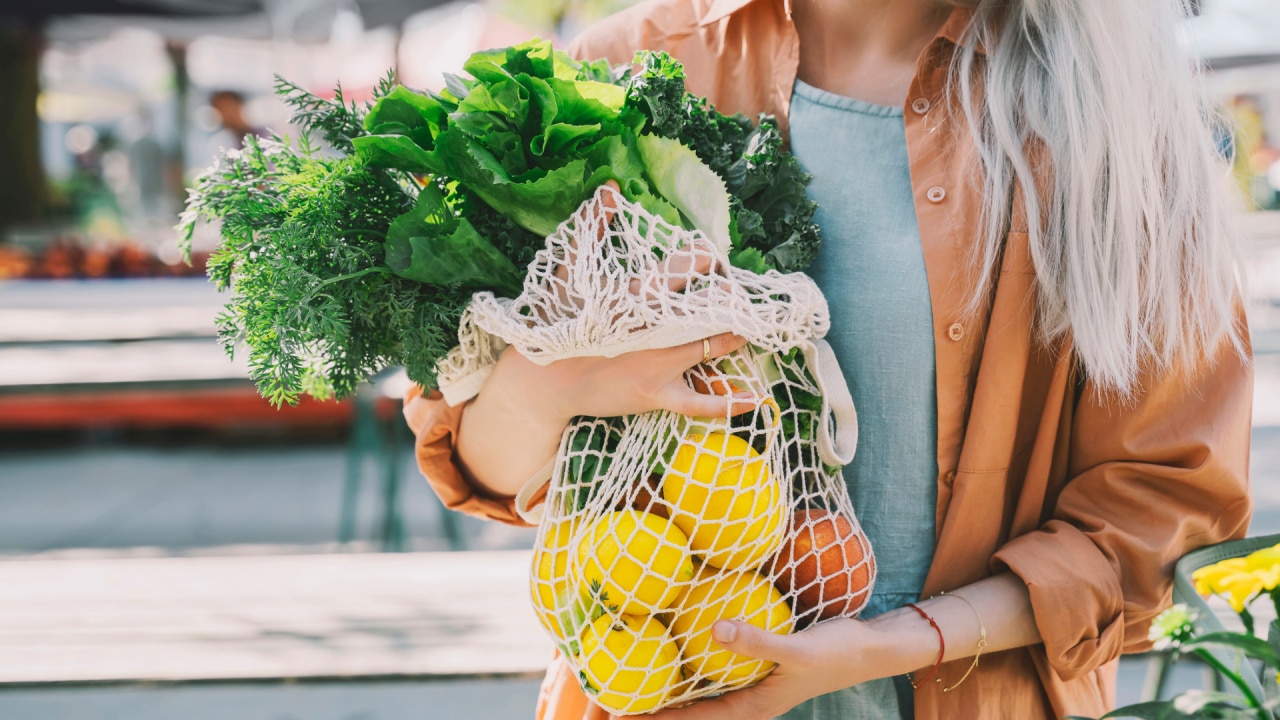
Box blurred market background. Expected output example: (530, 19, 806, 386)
(0, 0, 1277, 718)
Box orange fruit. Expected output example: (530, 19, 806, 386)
(770, 508, 874, 621)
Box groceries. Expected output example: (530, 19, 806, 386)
(185, 37, 874, 715)
(528, 344, 874, 715)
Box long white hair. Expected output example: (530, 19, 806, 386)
(949, 0, 1246, 395)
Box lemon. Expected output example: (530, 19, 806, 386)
(670, 565, 795, 686)
(530, 520, 586, 645)
(577, 509, 696, 615)
(578, 613, 683, 714)
(662, 432, 785, 571)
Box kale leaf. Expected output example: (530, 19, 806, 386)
(624, 51, 822, 273)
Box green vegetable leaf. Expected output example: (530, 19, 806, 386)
(625, 50, 687, 138)
(626, 51, 822, 273)
(544, 77, 626, 124)
(729, 247, 769, 275)
(531, 122, 601, 158)
(385, 184, 523, 295)
(456, 78, 530, 129)
(362, 85, 447, 149)
(469, 159, 590, 237)
(442, 72, 473, 101)
(353, 134, 441, 174)
(636, 133, 732, 253)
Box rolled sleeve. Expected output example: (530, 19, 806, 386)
(993, 327, 1254, 680)
(994, 520, 1125, 677)
(403, 385, 530, 526)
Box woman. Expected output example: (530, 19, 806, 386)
(403, 0, 1255, 717)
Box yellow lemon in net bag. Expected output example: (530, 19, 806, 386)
(670, 564, 795, 686)
(662, 432, 785, 571)
(531, 520, 589, 649)
(578, 613, 684, 714)
(577, 509, 695, 615)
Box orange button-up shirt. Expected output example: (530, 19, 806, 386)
(404, 1, 1255, 717)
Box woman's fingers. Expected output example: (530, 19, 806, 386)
(627, 236, 719, 297)
(659, 382, 757, 418)
(549, 180, 622, 313)
(654, 334, 754, 418)
(552, 180, 621, 285)
(598, 179, 620, 221)
(675, 332, 749, 369)
(708, 620, 806, 666)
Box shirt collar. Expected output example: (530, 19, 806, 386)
(698, 0, 985, 56)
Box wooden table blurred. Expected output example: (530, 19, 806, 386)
(0, 278, 439, 551)
(0, 551, 550, 685)
(0, 278, 350, 428)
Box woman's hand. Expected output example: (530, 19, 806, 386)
(457, 333, 755, 499)
(492, 333, 756, 431)
(455, 181, 757, 498)
(646, 617, 921, 720)
(646, 573, 1041, 720)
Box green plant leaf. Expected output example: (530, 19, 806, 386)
(729, 247, 769, 275)
(530, 122, 601, 158)
(636, 133, 732, 253)
(362, 85, 447, 148)
(544, 77, 626, 124)
(469, 159, 590, 237)
(1185, 632, 1280, 666)
(384, 184, 523, 295)
(456, 78, 530, 128)
(352, 134, 440, 174)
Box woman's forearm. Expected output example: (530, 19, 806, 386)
(455, 351, 572, 499)
(648, 572, 1043, 717)
(865, 572, 1041, 675)
(453, 334, 751, 501)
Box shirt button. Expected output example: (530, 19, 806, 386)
(927, 186, 947, 203)
(911, 97, 931, 114)
(948, 323, 965, 341)
(944, 470, 957, 484)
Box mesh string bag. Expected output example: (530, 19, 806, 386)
(437, 185, 877, 715)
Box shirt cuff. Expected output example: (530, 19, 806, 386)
(403, 385, 531, 527)
(991, 519, 1126, 681)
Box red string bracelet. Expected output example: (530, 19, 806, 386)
(905, 602, 945, 689)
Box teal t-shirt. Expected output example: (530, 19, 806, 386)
(778, 79, 940, 720)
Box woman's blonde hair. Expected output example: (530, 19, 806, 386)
(951, 0, 1246, 394)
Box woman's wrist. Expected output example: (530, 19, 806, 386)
(486, 347, 577, 429)
(863, 605, 948, 678)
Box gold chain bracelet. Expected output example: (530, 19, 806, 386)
(937, 590, 987, 692)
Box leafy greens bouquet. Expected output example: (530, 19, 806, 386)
(180, 43, 819, 405)
(182, 40, 874, 715)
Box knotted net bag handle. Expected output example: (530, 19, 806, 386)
(800, 338, 859, 467)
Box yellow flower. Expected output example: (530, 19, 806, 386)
(1193, 558, 1248, 596)
(1244, 544, 1280, 591)
(1254, 565, 1280, 592)
(1216, 571, 1264, 613)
